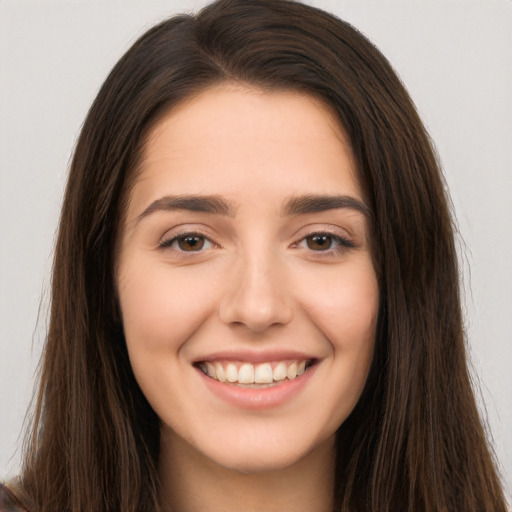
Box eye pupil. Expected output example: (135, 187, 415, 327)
(178, 236, 205, 251)
(307, 234, 332, 251)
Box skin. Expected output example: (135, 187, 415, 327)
(117, 84, 379, 512)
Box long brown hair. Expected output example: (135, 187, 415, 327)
(19, 0, 507, 510)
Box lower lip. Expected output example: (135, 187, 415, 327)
(196, 365, 317, 410)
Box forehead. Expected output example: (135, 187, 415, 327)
(128, 84, 361, 216)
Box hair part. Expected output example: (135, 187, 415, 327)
(20, 1, 507, 511)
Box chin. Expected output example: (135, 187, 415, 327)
(194, 426, 336, 475)
(214, 449, 306, 475)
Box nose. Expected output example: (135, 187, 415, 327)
(219, 252, 293, 333)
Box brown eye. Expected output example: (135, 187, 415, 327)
(306, 234, 334, 251)
(177, 235, 205, 251)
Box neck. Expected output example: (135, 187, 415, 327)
(158, 430, 336, 512)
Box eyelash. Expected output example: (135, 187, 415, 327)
(294, 231, 355, 255)
(158, 231, 214, 252)
(158, 230, 355, 257)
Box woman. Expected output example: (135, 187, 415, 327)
(1, 0, 507, 510)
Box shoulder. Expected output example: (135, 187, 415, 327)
(0, 483, 29, 512)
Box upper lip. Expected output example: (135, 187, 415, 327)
(194, 349, 318, 365)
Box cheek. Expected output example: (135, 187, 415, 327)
(297, 258, 378, 417)
(299, 260, 379, 349)
(117, 259, 218, 356)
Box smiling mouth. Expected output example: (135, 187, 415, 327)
(196, 359, 315, 387)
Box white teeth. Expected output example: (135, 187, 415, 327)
(273, 361, 287, 381)
(238, 363, 255, 384)
(215, 363, 227, 382)
(205, 362, 216, 378)
(199, 359, 312, 384)
(226, 363, 238, 383)
(254, 363, 274, 384)
(286, 362, 297, 379)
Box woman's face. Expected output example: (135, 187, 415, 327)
(117, 84, 379, 473)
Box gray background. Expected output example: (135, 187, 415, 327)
(1, 0, 511, 502)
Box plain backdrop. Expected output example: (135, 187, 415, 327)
(1, 0, 511, 501)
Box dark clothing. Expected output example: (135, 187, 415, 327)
(0, 483, 28, 512)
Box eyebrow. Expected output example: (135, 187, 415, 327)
(136, 193, 369, 223)
(282, 194, 370, 217)
(137, 194, 237, 222)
